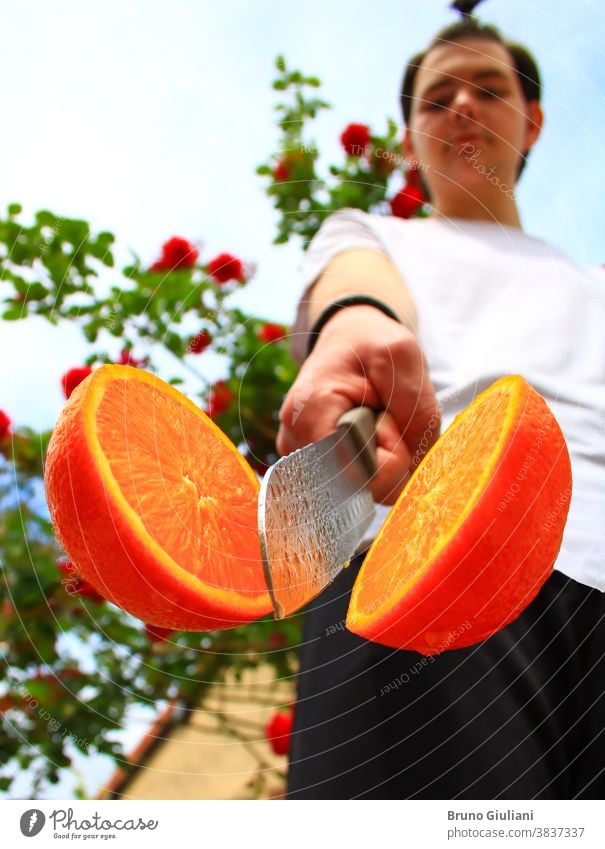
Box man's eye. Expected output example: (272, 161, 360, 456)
(426, 98, 448, 110)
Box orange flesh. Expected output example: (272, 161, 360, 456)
(353, 382, 516, 618)
(94, 378, 266, 596)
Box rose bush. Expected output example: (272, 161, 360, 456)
(0, 55, 423, 798)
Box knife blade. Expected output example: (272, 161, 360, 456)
(258, 407, 378, 619)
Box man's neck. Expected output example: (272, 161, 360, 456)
(430, 187, 523, 229)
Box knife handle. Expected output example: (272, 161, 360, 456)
(336, 406, 378, 479)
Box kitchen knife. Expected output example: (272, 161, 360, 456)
(258, 406, 378, 619)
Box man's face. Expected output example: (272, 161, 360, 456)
(404, 37, 542, 201)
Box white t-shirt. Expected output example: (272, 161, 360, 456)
(296, 208, 605, 592)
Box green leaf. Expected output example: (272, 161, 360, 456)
(25, 680, 53, 702)
(43, 254, 71, 287)
(164, 332, 184, 355)
(2, 305, 26, 320)
(26, 282, 49, 301)
(35, 210, 57, 228)
(7, 273, 30, 294)
(82, 321, 99, 342)
(60, 219, 90, 245)
(88, 233, 114, 261)
(7, 203, 22, 217)
(7, 238, 34, 265)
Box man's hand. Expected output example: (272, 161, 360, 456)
(277, 305, 441, 504)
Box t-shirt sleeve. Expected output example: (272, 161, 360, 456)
(291, 208, 388, 362)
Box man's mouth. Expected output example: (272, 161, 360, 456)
(450, 133, 486, 148)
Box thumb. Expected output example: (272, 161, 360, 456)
(277, 377, 379, 457)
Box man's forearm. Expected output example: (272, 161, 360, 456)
(306, 248, 417, 328)
(292, 248, 418, 362)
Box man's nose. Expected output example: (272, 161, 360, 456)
(450, 87, 477, 119)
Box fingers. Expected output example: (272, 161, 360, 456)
(276, 368, 379, 457)
(370, 410, 413, 504)
(277, 329, 380, 455)
(364, 329, 441, 463)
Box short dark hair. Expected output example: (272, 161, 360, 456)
(400, 18, 542, 176)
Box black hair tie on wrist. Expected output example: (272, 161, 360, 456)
(306, 295, 401, 356)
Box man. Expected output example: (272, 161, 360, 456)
(280, 18, 605, 799)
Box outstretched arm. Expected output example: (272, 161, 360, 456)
(278, 248, 440, 505)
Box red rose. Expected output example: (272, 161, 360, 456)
(0, 410, 11, 441)
(150, 236, 199, 272)
(57, 558, 74, 577)
(250, 459, 269, 477)
(76, 581, 105, 602)
(207, 253, 245, 284)
(267, 631, 287, 649)
(0, 695, 15, 713)
(188, 330, 212, 354)
(145, 624, 173, 643)
(389, 184, 425, 219)
(265, 708, 293, 756)
(406, 165, 423, 187)
(340, 123, 371, 157)
(258, 322, 286, 343)
(61, 366, 93, 399)
(273, 150, 311, 181)
(206, 380, 234, 417)
(117, 349, 146, 367)
(273, 159, 291, 182)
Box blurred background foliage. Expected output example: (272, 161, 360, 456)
(0, 57, 422, 797)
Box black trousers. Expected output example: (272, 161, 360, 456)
(286, 557, 605, 799)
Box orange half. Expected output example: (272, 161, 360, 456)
(346, 375, 572, 655)
(44, 365, 272, 629)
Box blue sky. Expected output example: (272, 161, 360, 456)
(1, 0, 604, 434)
